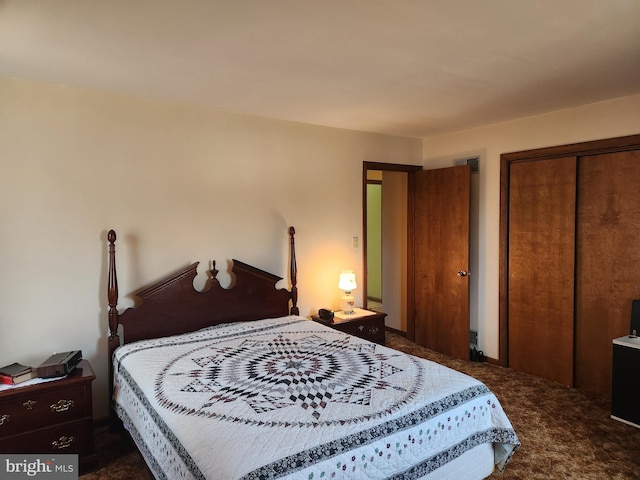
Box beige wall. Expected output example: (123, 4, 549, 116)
(366, 183, 382, 300)
(3, 75, 638, 417)
(422, 93, 640, 359)
(381, 171, 407, 332)
(0, 77, 422, 417)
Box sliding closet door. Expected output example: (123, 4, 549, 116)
(575, 150, 640, 396)
(508, 157, 576, 386)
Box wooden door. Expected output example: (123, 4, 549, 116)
(411, 166, 470, 360)
(575, 150, 640, 396)
(508, 157, 576, 387)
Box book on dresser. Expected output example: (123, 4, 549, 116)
(0, 362, 36, 385)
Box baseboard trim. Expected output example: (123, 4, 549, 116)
(385, 326, 406, 337)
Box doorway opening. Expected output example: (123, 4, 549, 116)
(363, 162, 421, 334)
(366, 175, 382, 311)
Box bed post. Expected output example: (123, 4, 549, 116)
(108, 230, 120, 355)
(289, 226, 299, 315)
(107, 229, 121, 429)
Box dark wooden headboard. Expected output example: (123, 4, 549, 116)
(107, 226, 298, 427)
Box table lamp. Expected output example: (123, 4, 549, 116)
(338, 270, 357, 314)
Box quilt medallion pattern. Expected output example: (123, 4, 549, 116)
(155, 331, 423, 426)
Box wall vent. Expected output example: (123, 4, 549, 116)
(469, 329, 478, 347)
(454, 156, 480, 174)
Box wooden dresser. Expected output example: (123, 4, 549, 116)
(0, 359, 97, 471)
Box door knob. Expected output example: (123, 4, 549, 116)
(457, 271, 468, 277)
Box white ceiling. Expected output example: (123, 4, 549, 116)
(1, 0, 639, 138)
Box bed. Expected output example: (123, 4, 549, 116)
(107, 227, 519, 479)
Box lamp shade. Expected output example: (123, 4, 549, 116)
(338, 271, 357, 292)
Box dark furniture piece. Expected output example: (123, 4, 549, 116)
(611, 336, 640, 428)
(631, 299, 640, 336)
(0, 360, 97, 471)
(107, 226, 298, 428)
(312, 309, 386, 345)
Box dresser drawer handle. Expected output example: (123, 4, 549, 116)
(52, 436, 74, 450)
(23, 400, 37, 410)
(0, 414, 8, 426)
(50, 399, 75, 412)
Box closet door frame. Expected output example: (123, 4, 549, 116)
(498, 133, 640, 367)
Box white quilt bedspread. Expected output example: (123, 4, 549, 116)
(113, 316, 519, 479)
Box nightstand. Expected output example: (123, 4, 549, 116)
(611, 335, 640, 428)
(0, 359, 97, 472)
(312, 308, 387, 345)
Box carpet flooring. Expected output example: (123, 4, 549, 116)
(81, 332, 640, 479)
